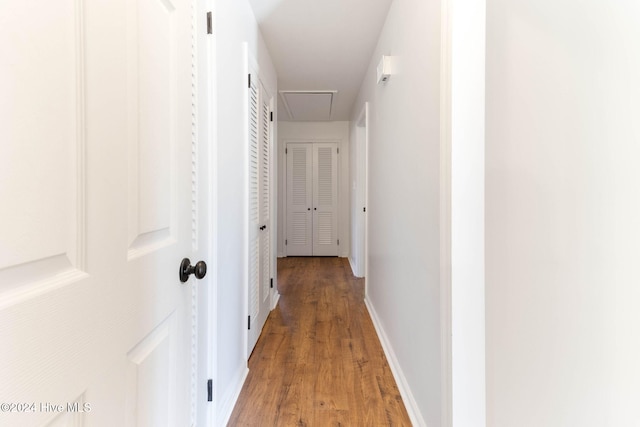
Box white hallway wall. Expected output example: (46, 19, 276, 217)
(277, 121, 350, 258)
(350, 0, 442, 424)
(486, 0, 640, 426)
(213, 0, 277, 422)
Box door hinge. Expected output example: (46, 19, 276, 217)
(363, 207, 366, 212)
(337, 239, 340, 245)
(206, 12, 213, 34)
(248, 74, 251, 88)
(285, 148, 288, 154)
(270, 112, 273, 122)
(207, 379, 213, 402)
(270, 278, 273, 288)
(337, 147, 340, 154)
(285, 239, 288, 245)
(248, 315, 251, 330)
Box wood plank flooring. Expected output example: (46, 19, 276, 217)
(228, 257, 411, 426)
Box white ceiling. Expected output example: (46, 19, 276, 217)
(248, 0, 392, 121)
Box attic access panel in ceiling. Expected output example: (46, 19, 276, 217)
(279, 90, 338, 121)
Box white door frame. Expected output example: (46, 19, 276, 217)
(269, 96, 279, 309)
(355, 103, 369, 282)
(196, 0, 217, 425)
(440, 0, 487, 425)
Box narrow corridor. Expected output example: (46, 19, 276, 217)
(229, 257, 411, 425)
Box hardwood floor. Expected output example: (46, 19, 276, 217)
(228, 257, 411, 426)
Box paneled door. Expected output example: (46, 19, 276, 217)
(286, 142, 338, 256)
(247, 70, 272, 355)
(0, 1, 202, 426)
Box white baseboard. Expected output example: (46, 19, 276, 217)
(271, 292, 280, 310)
(348, 256, 357, 276)
(216, 366, 249, 427)
(365, 297, 427, 427)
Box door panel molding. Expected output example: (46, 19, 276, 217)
(126, 313, 177, 427)
(0, 0, 87, 300)
(126, 0, 177, 259)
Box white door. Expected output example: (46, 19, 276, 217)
(0, 1, 201, 426)
(195, 3, 215, 424)
(354, 103, 369, 278)
(286, 143, 339, 256)
(312, 143, 339, 256)
(286, 143, 314, 256)
(247, 71, 272, 355)
(259, 82, 272, 318)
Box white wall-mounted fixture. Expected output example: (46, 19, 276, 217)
(377, 55, 392, 84)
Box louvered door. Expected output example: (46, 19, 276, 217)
(259, 83, 271, 307)
(286, 143, 313, 255)
(247, 72, 271, 355)
(286, 142, 338, 256)
(312, 143, 338, 255)
(247, 72, 261, 354)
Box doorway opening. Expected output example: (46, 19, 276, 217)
(350, 103, 369, 280)
(284, 141, 339, 257)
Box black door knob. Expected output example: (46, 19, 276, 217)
(179, 258, 207, 283)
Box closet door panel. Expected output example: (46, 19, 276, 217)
(259, 86, 271, 302)
(247, 73, 261, 354)
(286, 143, 313, 255)
(312, 143, 338, 256)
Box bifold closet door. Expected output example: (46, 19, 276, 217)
(259, 82, 271, 312)
(286, 142, 338, 256)
(286, 143, 313, 256)
(247, 73, 271, 355)
(312, 143, 338, 255)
